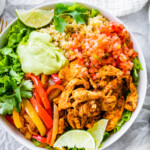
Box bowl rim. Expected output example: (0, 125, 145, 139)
(0, 1, 147, 150)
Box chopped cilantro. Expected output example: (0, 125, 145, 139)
(90, 8, 99, 18)
(53, 3, 96, 33)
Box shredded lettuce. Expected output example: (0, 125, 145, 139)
(131, 57, 143, 86)
(102, 132, 110, 142)
(0, 20, 33, 115)
(64, 146, 85, 150)
(114, 110, 132, 133)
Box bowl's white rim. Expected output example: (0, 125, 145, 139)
(0, 1, 147, 150)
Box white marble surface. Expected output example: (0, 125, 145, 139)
(0, 0, 150, 150)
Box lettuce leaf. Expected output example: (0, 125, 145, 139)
(114, 110, 132, 133)
(131, 57, 143, 86)
(0, 20, 33, 115)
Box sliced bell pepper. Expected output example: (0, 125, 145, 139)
(50, 104, 59, 146)
(46, 127, 53, 145)
(51, 74, 62, 85)
(46, 85, 64, 96)
(32, 135, 46, 144)
(33, 89, 43, 106)
(22, 99, 46, 136)
(5, 115, 15, 126)
(25, 73, 51, 112)
(12, 109, 22, 128)
(30, 97, 53, 129)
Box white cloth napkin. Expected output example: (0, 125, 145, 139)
(7, 0, 148, 16)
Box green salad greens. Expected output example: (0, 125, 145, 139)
(132, 57, 143, 86)
(0, 20, 33, 115)
(114, 110, 132, 133)
(54, 3, 99, 33)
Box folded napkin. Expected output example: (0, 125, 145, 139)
(8, 0, 148, 16)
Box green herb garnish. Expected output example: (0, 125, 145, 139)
(90, 8, 99, 18)
(54, 3, 99, 33)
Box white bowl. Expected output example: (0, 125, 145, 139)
(0, 1, 147, 150)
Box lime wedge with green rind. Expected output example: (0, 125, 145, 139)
(54, 130, 95, 150)
(88, 119, 108, 150)
(15, 9, 54, 28)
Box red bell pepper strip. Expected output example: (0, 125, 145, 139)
(46, 128, 53, 145)
(46, 85, 64, 96)
(33, 89, 43, 107)
(51, 74, 62, 85)
(30, 97, 53, 129)
(32, 135, 46, 144)
(25, 73, 51, 112)
(5, 115, 15, 126)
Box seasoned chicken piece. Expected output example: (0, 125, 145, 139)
(67, 109, 87, 129)
(101, 95, 117, 111)
(85, 115, 101, 128)
(95, 76, 110, 89)
(58, 78, 90, 110)
(103, 97, 125, 131)
(77, 101, 101, 117)
(87, 75, 97, 89)
(125, 77, 138, 112)
(58, 118, 66, 134)
(71, 88, 103, 107)
(59, 60, 88, 86)
(102, 78, 122, 96)
(58, 66, 70, 87)
(97, 65, 123, 79)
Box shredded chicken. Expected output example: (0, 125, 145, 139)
(54, 61, 138, 133)
(124, 76, 138, 112)
(103, 97, 125, 131)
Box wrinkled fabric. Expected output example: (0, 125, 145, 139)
(0, 0, 150, 150)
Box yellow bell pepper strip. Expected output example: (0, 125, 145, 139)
(50, 104, 59, 146)
(12, 109, 22, 129)
(22, 99, 46, 136)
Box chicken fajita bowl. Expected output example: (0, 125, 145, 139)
(0, 2, 147, 150)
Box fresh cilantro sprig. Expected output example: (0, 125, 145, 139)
(53, 3, 99, 33)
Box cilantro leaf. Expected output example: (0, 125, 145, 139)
(0, 95, 15, 115)
(55, 3, 69, 15)
(54, 16, 67, 33)
(53, 3, 90, 32)
(69, 10, 88, 24)
(90, 9, 99, 18)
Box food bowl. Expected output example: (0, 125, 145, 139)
(0, 1, 147, 150)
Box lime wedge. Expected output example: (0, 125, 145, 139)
(15, 9, 54, 28)
(54, 130, 95, 150)
(87, 119, 108, 150)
